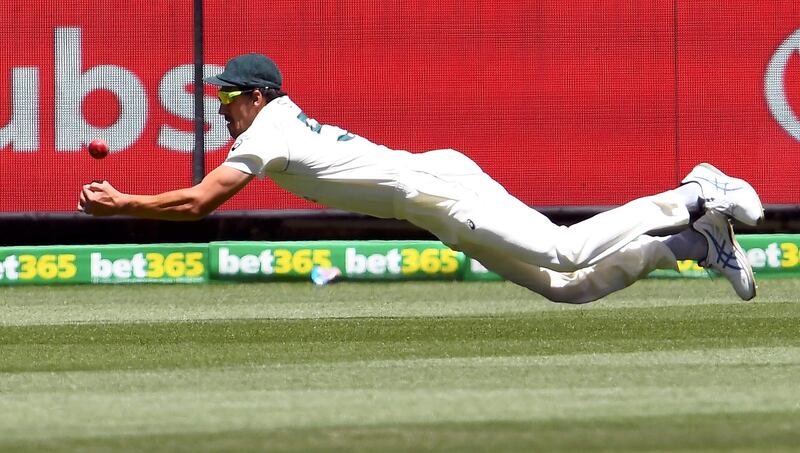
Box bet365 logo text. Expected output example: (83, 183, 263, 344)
(746, 242, 800, 270)
(344, 247, 459, 276)
(216, 246, 460, 278)
(90, 251, 205, 282)
(217, 247, 333, 276)
(0, 254, 77, 282)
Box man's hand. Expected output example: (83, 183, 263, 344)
(76, 166, 253, 220)
(78, 180, 126, 216)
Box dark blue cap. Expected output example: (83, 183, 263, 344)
(204, 53, 282, 89)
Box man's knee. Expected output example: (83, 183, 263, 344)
(510, 273, 599, 304)
(550, 249, 592, 273)
(538, 287, 597, 304)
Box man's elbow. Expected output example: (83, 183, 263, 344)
(173, 188, 220, 221)
(179, 174, 246, 221)
(182, 203, 214, 220)
(166, 198, 212, 221)
(184, 195, 224, 220)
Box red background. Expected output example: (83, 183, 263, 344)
(1, 0, 799, 212)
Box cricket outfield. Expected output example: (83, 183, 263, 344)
(1, 279, 799, 452)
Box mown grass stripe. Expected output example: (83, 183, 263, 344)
(1, 280, 799, 451)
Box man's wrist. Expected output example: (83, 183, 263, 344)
(117, 194, 133, 215)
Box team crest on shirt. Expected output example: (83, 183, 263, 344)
(231, 134, 250, 151)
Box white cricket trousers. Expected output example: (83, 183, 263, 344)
(396, 150, 689, 303)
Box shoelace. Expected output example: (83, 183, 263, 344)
(696, 175, 744, 195)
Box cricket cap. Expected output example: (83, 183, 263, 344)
(204, 53, 282, 89)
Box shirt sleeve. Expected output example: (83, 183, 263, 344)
(221, 128, 288, 178)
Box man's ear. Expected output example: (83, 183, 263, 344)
(252, 89, 267, 106)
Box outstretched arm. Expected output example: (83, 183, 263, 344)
(78, 165, 254, 221)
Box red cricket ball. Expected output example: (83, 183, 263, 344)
(88, 138, 109, 159)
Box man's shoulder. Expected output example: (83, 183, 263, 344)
(266, 95, 300, 115)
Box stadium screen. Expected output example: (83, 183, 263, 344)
(1, 1, 798, 213)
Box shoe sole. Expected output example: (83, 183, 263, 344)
(727, 220, 757, 301)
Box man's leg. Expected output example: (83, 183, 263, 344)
(447, 164, 760, 274)
(658, 227, 707, 261)
(460, 213, 754, 304)
(461, 235, 678, 304)
(451, 188, 691, 273)
(656, 212, 755, 299)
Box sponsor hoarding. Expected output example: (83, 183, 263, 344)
(209, 241, 464, 281)
(3, 236, 800, 286)
(0, 244, 208, 285)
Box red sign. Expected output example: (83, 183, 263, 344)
(1, 1, 798, 213)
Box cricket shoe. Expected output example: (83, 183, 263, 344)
(693, 211, 756, 301)
(681, 163, 764, 226)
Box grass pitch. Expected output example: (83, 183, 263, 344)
(1, 279, 799, 452)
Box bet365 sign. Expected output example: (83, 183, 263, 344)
(210, 241, 464, 281)
(0, 245, 208, 285)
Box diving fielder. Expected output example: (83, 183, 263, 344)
(79, 53, 764, 303)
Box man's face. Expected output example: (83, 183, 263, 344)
(217, 88, 264, 138)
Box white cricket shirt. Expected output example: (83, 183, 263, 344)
(222, 96, 484, 219)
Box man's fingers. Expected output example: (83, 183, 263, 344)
(78, 193, 90, 214)
(79, 180, 114, 216)
(81, 185, 95, 199)
(78, 184, 96, 214)
(90, 179, 107, 190)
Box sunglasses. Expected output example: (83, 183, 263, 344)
(217, 89, 257, 105)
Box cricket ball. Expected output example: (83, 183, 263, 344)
(88, 138, 109, 159)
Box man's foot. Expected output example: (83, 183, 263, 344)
(693, 211, 756, 300)
(681, 163, 764, 226)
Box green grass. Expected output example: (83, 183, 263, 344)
(1, 279, 799, 452)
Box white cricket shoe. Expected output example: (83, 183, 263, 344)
(681, 163, 764, 226)
(693, 211, 756, 301)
